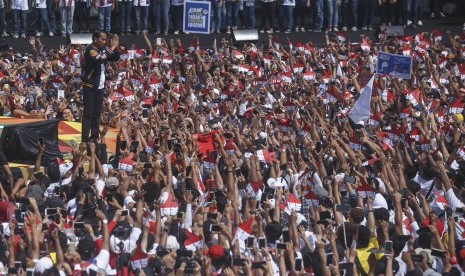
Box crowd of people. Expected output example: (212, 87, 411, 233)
(0, 0, 460, 38)
(0, 23, 465, 275)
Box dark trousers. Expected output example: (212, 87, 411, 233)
(82, 86, 104, 142)
(260, 1, 276, 30)
(75, 2, 91, 32)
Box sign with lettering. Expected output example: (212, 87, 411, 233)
(183, 0, 211, 34)
(377, 51, 413, 80)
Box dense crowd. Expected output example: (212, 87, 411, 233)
(0, 26, 465, 276)
(0, 0, 460, 38)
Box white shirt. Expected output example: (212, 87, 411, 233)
(279, 0, 294, 5)
(59, 0, 75, 8)
(132, 0, 149, 6)
(35, 0, 47, 9)
(97, 0, 112, 8)
(12, 0, 28, 10)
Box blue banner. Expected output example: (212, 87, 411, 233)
(377, 52, 413, 80)
(183, 1, 211, 34)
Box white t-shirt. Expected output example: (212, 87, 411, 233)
(12, 0, 28, 10)
(132, 0, 149, 6)
(97, 0, 112, 8)
(59, 0, 75, 8)
(35, 0, 47, 9)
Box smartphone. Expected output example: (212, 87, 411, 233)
(259, 237, 266, 248)
(385, 240, 393, 254)
(282, 229, 290, 243)
(177, 212, 184, 219)
(38, 137, 44, 146)
(235, 168, 241, 176)
(431, 248, 446, 258)
(207, 213, 217, 220)
(246, 236, 255, 248)
(14, 261, 21, 270)
(129, 141, 139, 153)
(73, 222, 84, 229)
(121, 209, 129, 217)
(157, 38, 161, 45)
(339, 262, 354, 270)
(335, 204, 351, 213)
(15, 210, 24, 224)
(26, 269, 35, 276)
(315, 141, 322, 152)
(276, 242, 287, 250)
(327, 252, 334, 265)
(232, 258, 246, 267)
(210, 150, 218, 160)
(120, 140, 128, 151)
(295, 258, 303, 271)
(69, 241, 76, 253)
(455, 216, 459, 222)
(53, 186, 60, 196)
(142, 108, 148, 118)
(45, 208, 58, 217)
(176, 249, 193, 257)
(411, 254, 424, 262)
(252, 261, 266, 269)
(401, 198, 408, 208)
(344, 175, 356, 184)
(210, 224, 221, 232)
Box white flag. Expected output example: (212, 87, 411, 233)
(348, 75, 375, 125)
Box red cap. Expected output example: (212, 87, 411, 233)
(208, 245, 225, 259)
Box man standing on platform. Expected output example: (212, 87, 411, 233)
(80, 32, 120, 143)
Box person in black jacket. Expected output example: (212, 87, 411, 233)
(81, 32, 120, 143)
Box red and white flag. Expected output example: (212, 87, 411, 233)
(160, 193, 179, 216)
(284, 194, 302, 214)
(118, 154, 134, 171)
(256, 149, 277, 163)
(356, 179, 375, 199)
(232, 217, 254, 245)
(184, 229, 203, 251)
(449, 97, 464, 114)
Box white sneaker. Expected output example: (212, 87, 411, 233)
(1, 32, 7, 37)
(266, 28, 273, 34)
(417, 20, 423, 26)
(294, 27, 299, 32)
(173, 30, 179, 35)
(300, 27, 305, 32)
(439, 12, 445, 18)
(49, 32, 54, 36)
(361, 26, 367, 30)
(184, 31, 189, 34)
(407, 20, 412, 25)
(21, 34, 26, 38)
(430, 12, 435, 18)
(36, 32, 42, 37)
(333, 27, 338, 32)
(13, 34, 19, 39)
(226, 27, 231, 34)
(342, 26, 347, 31)
(351, 26, 357, 31)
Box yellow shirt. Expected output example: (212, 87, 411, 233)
(355, 236, 384, 275)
